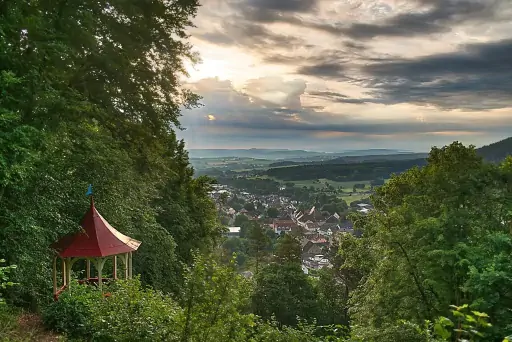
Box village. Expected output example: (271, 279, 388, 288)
(208, 183, 373, 274)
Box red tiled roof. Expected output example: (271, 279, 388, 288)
(52, 198, 141, 258)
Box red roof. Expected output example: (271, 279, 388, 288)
(52, 198, 141, 257)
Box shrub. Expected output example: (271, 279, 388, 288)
(42, 282, 100, 339)
(0, 259, 17, 305)
(90, 278, 180, 342)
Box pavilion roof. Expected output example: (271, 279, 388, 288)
(52, 198, 141, 258)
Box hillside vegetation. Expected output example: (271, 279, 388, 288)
(2, 1, 512, 342)
(477, 137, 512, 162)
(266, 158, 427, 182)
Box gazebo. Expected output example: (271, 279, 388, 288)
(51, 195, 141, 299)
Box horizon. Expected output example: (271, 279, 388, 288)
(177, 0, 512, 151)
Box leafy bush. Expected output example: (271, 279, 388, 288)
(42, 282, 100, 339)
(0, 259, 17, 305)
(91, 278, 180, 342)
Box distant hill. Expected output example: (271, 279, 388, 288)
(476, 137, 512, 162)
(268, 153, 428, 167)
(188, 148, 414, 160)
(266, 158, 428, 182)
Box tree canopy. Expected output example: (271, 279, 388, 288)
(0, 0, 221, 305)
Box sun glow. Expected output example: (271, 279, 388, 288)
(186, 59, 231, 82)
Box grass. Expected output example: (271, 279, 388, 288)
(0, 306, 62, 342)
(340, 193, 370, 204)
(286, 179, 373, 191)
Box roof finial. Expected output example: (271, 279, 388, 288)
(86, 184, 93, 197)
(86, 184, 94, 206)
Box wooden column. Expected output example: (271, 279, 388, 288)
(62, 258, 67, 286)
(66, 258, 73, 289)
(128, 252, 133, 279)
(86, 259, 91, 279)
(52, 256, 57, 294)
(113, 255, 117, 280)
(97, 258, 107, 291)
(124, 253, 129, 279)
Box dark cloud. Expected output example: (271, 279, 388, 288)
(362, 38, 512, 110)
(306, 91, 374, 104)
(195, 21, 304, 50)
(342, 0, 495, 39)
(182, 78, 512, 137)
(297, 63, 345, 78)
(245, 0, 317, 13)
(232, 0, 318, 23)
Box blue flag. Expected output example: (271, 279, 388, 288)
(86, 184, 93, 197)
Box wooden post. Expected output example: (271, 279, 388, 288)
(62, 258, 67, 286)
(52, 256, 57, 294)
(86, 259, 91, 279)
(113, 255, 117, 280)
(128, 252, 133, 279)
(97, 258, 106, 292)
(124, 252, 129, 279)
(66, 258, 73, 289)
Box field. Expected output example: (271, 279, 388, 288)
(190, 157, 277, 171)
(252, 176, 376, 203)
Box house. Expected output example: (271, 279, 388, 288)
(305, 221, 320, 230)
(225, 227, 241, 238)
(302, 240, 329, 259)
(272, 219, 298, 234)
(358, 208, 370, 214)
(325, 214, 340, 224)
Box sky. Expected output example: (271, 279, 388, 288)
(177, 0, 512, 152)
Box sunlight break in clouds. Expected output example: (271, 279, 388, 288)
(178, 0, 512, 151)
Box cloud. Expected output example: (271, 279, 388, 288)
(297, 63, 346, 78)
(180, 78, 512, 147)
(233, 0, 318, 23)
(361, 38, 512, 110)
(194, 21, 305, 51)
(306, 90, 374, 104)
(181, 0, 512, 150)
(340, 0, 498, 39)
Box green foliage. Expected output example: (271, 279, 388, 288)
(246, 222, 272, 272)
(0, 0, 221, 307)
(315, 268, 349, 327)
(91, 278, 180, 342)
(274, 234, 302, 265)
(266, 158, 426, 182)
(39, 255, 333, 342)
(252, 263, 319, 326)
(0, 260, 17, 305)
(42, 282, 100, 339)
(432, 305, 492, 342)
(176, 254, 255, 341)
(267, 207, 280, 218)
(337, 142, 512, 339)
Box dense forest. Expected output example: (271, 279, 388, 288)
(2, 1, 512, 342)
(477, 137, 512, 162)
(266, 158, 427, 182)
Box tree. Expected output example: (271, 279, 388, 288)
(315, 268, 349, 326)
(274, 234, 302, 264)
(234, 214, 249, 227)
(246, 222, 271, 273)
(267, 207, 279, 218)
(252, 263, 318, 326)
(244, 202, 256, 212)
(0, 0, 222, 305)
(339, 142, 512, 339)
